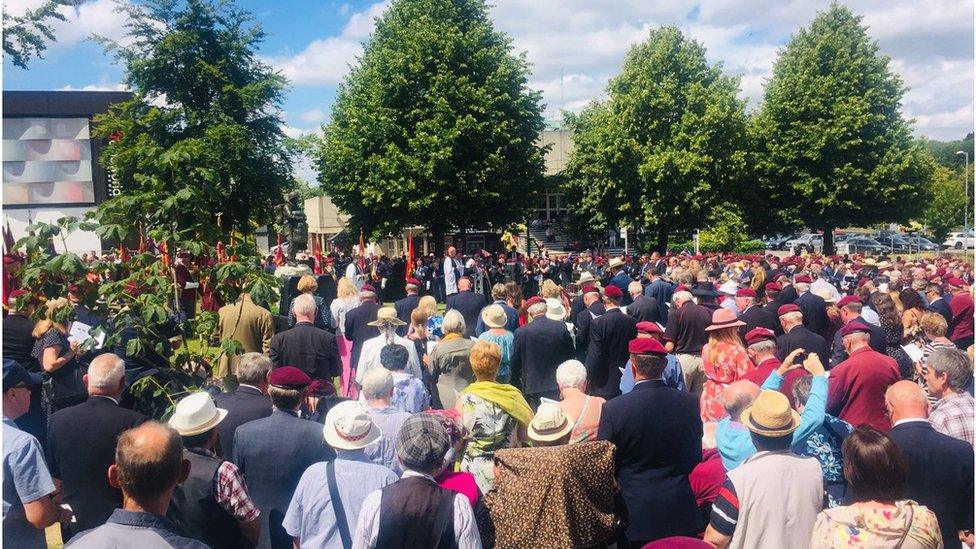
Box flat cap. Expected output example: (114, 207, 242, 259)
(396, 413, 450, 471)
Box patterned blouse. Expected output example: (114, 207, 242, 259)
(457, 392, 519, 494)
(812, 500, 942, 549)
(791, 414, 854, 508)
(700, 341, 754, 422)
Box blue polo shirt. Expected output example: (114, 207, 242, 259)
(66, 509, 209, 548)
(3, 416, 56, 549)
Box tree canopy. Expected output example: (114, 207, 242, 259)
(922, 165, 969, 241)
(2, 0, 79, 69)
(561, 26, 748, 252)
(747, 4, 932, 253)
(318, 0, 547, 251)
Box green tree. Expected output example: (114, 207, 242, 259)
(923, 133, 974, 171)
(562, 26, 748, 252)
(319, 0, 546, 252)
(922, 165, 968, 242)
(748, 4, 933, 254)
(2, 0, 80, 69)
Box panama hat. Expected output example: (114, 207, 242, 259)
(323, 401, 383, 450)
(168, 392, 228, 436)
(607, 257, 626, 270)
(740, 390, 801, 438)
(367, 306, 407, 327)
(481, 304, 507, 329)
(527, 402, 574, 443)
(545, 298, 567, 321)
(577, 271, 597, 285)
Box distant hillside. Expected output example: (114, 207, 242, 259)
(924, 132, 974, 170)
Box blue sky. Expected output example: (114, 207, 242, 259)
(5, 0, 974, 148)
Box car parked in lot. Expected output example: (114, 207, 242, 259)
(764, 234, 793, 250)
(875, 235, 912, 254)
(903, 236, 940, 252)
(943, 231, 975, 250)
(836, 236, 887, 255)
(785, 233, 822, 253)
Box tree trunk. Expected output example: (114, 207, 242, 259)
(656, 224, 669, 254)
(822, 225, 834, 256)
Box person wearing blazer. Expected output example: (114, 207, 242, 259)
(445, 278, 488, 338)
(343, 286, 381, 372)
(775, 305, 830, 367)
(886, 381, 974, 549)
(793, 276, 829, 339)
(215, 292, 274, 378)
(829, 296, 887, 367)
(735, 288, 779, 340)
(269, 295, 340, 381)
(393, 278, 422, 336)
(625, 286, 660, 325)
(599, 338, 702, 546)
(585, 286, 638, 399)
(213, 352, 272, 458)
(510, 301, 576, 407)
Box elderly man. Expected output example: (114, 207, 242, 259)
(663, 290, 713, 396)
(734, 288, 777, 341)
(606, 257, 634, 306)
(360, 369, 411, 473)
(65, 422, 207, 548)
(46, 354, 146, 538)
(215, 291, 274, 379)
(761, 283, 784, 335)
(625, 281, 659, 324)
(574, 285, 604, 361)
(739, 328, 784, 391)
(925, 347, 975, 445)
(827, 322, 900, 431)
(792, 275, 829, 339)
(926, 283, 953, 326)
(704, 390, 823, 549)
(270, 294, 341, 381)
(354, 307, 422, 385)
(213, 353, 272, 458)
(886, 381, 974, 549)
(393, 277, 422, 335)
(619, 322, 684, 394)
(829, 296, 886, 367)
(585, 285, 637, 400)
(446, 277, 487, 338)
(343, 284, 381, 375)
(476, 283, 519, 335)
(511, 298, 576, 408)
(775, 304, 829, 366)
(442, 246, 463, 297)
(3, 291, 43, 443)
(644, 268, 674, 324)
(285, 401, 398, 548)
(167, 393, 260, 549)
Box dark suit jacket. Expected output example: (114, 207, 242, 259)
(644, 279, 674, 324)
(2, 312, 37, 370)
(269, 322, 340, 381)
(598, 380, 702, 542)
(344, 301, 380, 370)
(510, 316, 575, 396)
(626, 295, 660, 324)
(394, 294, 421, 335)
(446, 290, 488, 338)
(585, 308, 638, 399)
(928, 297, 953, 327)
(776, 325, 829, 367)
(779, 283, 798, 304)
(234, 410, 332, 549)
(762, 300, 785, 335)
(795, 291, 829, 339)
(475, 300, 519, 335)
(737, 305, 779, 340)
(828, 316, 887, 368)
(575, 303, 604, 362)
(213, 385, 271, 459)
(889, 421, 974, 549)
(609, 272, 635, 306)
(46, 396, 146, 536)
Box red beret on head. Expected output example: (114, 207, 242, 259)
(674, 284, 690, 293)
(635, 321, 663, 335)
(840, 322, 871, 337)
(628, 337, 667, 356)
(764, 282, 782, 292)
(604, 285, 623, 299)
(857, 278, 872, 288)
(794, 275, 812, 284)
(744, 327, 776, 346)
(777, 304, 801, 316)
(268, 366, 311, 389)
(947, 277, 967, 288)
(406, 277, 421, 286)
(836, 295, 861, 309)
(524, 295, 545, 307)
(581, 285, 599, 295)
(735, 288, 757, 298)
(307, 379, 336, 397)
(360, 284, 377, 293)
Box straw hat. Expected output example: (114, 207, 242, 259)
(607, 257, 625, 270)
(481, 304, 507, 329)
(704, 308, 746, 332)
(527, 403, 574, 443)
(367, 306, 407, 327)
(168, 392, 228, 436)
(545, 298, 567, 321)
(740, 390, 801, 437)
(577, 271, 596, 285)
(323, 401, 383, 450)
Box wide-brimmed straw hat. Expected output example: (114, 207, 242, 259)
(527, 403, 574, 443)
(168, 392, 228, 436)
(482, 304, 507, 328)
(323, 401, 383, 450)
(607, 257, 625, 270)
(367, 306, 407, 327)
(705, 308, 746, 332)
(545, 298, 567, 321)
(740, 390, 801, 437)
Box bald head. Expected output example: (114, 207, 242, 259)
(111, 422, 187, 509)
(458, 277, 472, 291)
(721, 380, 761, 421)
(885, 380, 929, 424)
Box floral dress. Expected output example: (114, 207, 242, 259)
(457, 392, 519, 494)
(426, 314, 444, 340)
(792, 414, 854, 508)
(812, 500, 942, 548)
(700, 341, 755, 422)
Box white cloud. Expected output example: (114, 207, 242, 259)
(6, 0, 132, 51)
(59, 82, 128, 91)
(298, 109, 328, 123)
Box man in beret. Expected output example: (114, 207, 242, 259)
(775, 304, 830, 367)
(393, 277, 422, 336)
(829, 296, 886, 368)
(619, 322, 684, 394)
(947, 278, 974, 349)
(233, 367, 331, 549)
(735, 288, 778, 341)
(793, 274, 829, 339)
(761, 282, 785, 335)
(585, 284, 637, 399)
(826, 323, 900, 431)
(598, 338, 702, 545)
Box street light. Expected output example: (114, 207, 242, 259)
(956, 150, 970, 236)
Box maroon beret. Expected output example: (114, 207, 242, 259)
(674, 284, 691, 293)
(635, 321, 663, 335)
(307, 379, 336, 397)
(744, 327, 776, 346)
(777, 304, 802, 316)
(857, 278, 872, 288)
(581, 285, 599, 295)
(837, 295, 861, 309)
(524, 295, 545, 308)
(405, 278, 421, 286)
(947, 277, 967, 288)
(840, 322, 871, 337)
(765, 282, 782, 292)
(628, 337, 667, 356)
(268, 366, 311, 389)
(735, 288, 757, 298)
(604, 285, 623, 299)
(360, 284, 377, 293)
(794, 275, 812, 284)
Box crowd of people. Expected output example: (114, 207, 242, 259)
(3, 247, 975, 548)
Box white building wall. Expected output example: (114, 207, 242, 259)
(4, 207, 101, 254)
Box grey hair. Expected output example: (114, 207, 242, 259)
(237, 353, 271, 385)
(747, 339, 776, 355)
(781, 311, 803, 324)
(672, 290, 693, 305)
(842, 331, 870, 344)
(441, 309, 466, 335)
(722, 387, 755, 420)
(491, 283, 507, 300)
(795, 282, 810, 293)
(555, 360, 587, 389)
(791, 375, 814, 407)
(527, 301, 548, 318)
(361, 368, 394, 400)
(292, 294, 317, 318)
(628, 281, 643, 295)
(87, 353, 125, 391)
(927, 348, 974, 392)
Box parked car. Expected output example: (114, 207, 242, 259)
(836, 236, 887, 255)
(903, 236, 940, 252)
(875, 235, 912, 254)
(943, 231, 975, 250)
(764, 234, 793, 250)
(785, 233, 822, 254)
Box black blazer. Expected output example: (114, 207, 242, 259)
(795, 291, 829, 339)
(510, 316, 575, 396)
(585, 308, 638, 399)
(762, 300, 785, 335)
(213, 385, 271, 459)
(269, 322, 340, 381)
(575, 302, 606, 361)
(626, 295, 660, 324)
(598, 380, 702, 542)
(394, 294, 421, 335)
(829, 316, 887, 368)
(776, 325, 830, 366)
(737, 305, 779, 340)
(928, 297, 953, 327)
(446, 290, 487, 338)
(344, 301, 380, 370)
(46, 396, 146, 536)
(779, 283, 798, 304)
(889, 421, 974, 549)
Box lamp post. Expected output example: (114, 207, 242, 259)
(956, 150, 970, 236)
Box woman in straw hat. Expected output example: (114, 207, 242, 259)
(700, 308, 754, 422)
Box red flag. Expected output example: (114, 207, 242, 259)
(313, 251, 323, 274)
(274, 235, 285, 266)
(3, 220, 14, 255)
(405, 236, 414, 280)
(358, 230, 366, 270)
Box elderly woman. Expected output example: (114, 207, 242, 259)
(700, 308, 754, 422)
(380, 343, 430, 413)
(31, 297, 85, 412)
(456, 340, 532, 493)
(288, 275, 330, 329)
(555, 359, 606, 443)
(477, 305, 514, 384)
(428, 310, 476, 409)
(418, 295, 443, 340)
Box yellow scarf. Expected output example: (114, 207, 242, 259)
(462, 381, 533, 427)
(441, 332, 462, 342)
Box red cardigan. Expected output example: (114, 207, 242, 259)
(826, 346, 900, 431)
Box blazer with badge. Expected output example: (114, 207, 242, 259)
(344, 301, 380, 371)
(394, 294, 421, 335)
(269, 322, 340, 381)
(584, 308, 638, 399)
(510, 316, 576, 396)
(446, 290, 488, 338)
(213, 385, 271, 459)
(598, 380, 702, 542)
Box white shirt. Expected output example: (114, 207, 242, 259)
(345, 262, 364, 291)
(892, 418, 929, 428)
(443, 256, 460, 296)
(351, 470, 482, 549)
(355, 334, 422, 384)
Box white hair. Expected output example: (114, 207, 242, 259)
(441, 309, 466, 335)
(781, 311, 803, 324)
(527, 301, 548, 318)
(237, 353, 271, 385)
(555, 360, 587, 389)
(628, 281, 643, 295)
(747, 339, 776, 355)
(292, 294, 317, 318)
(795, 282, 810, 293)
(361, 368, 394, 400)
(673, 290, 693, 305)
(87, 353, 125, 392)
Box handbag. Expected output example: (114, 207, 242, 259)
(43, 358, 87, 407)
